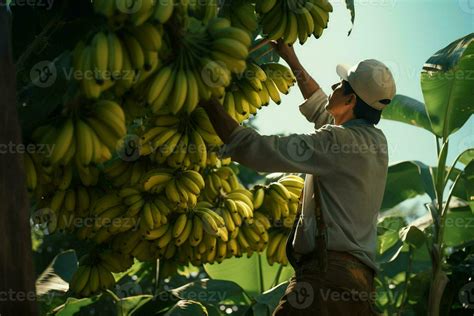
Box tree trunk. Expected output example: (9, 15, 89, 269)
(0, 3, 38, 315)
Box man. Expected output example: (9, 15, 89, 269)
(201, 41, 396, 315)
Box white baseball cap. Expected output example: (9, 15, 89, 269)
(336, 59, 396, 111)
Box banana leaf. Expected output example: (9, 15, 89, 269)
(381, 94, 433, 133)
(421, 33, 474, 138)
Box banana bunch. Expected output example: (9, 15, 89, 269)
(145, 17, 250, 114)
(24, 152, 41, 192)
(121, 23, 163, 80)
(278, 175, 305, 223)
(104, 158, 150, 187)
(69, 261, 115, 297)
(238, 214, 271, 253)
(164, 170, 205, 208)
(259, 0, 332, 45)
(139, 110, 221, 168)
(253, 175, 304, 227)
(194, 201, 229, 241)
(73, 32, 121, 98)
(32, 100, 125, 167)
(23, 152, 58, 196)
(223, 62, 270, 121)
(32, 119, 75, 166)
(188, 0, 218, 23)
(38, 186, 95, 233)
(121, 94, 148, 120)
(76, 163, 101, 187)
(171, 236, 214, 266)
(261, 63, 296, 95)
(201, 166, 241, 202)
(172, 213, 197, 246)
(266, 230, 289, 265)
(145, 203, 229, 263)
(118, 187, 172, 232)
(111, 229, 148, 258)
(206, 151, 232, 169)
(140, 169, 205, 209)
(93, 0, 174, 26)
(73, 24, 163, 99)
(145, 25, 218, 114)
(82, 100, 127, 163)
(207, 18, 252, 75)
(219, 189, 255, 227)
(190, 108, 224, 147)
(98, 250, 134, 273)
(221, 1, 258, 34)
(222, 62, 296, 121)
(81, 192, 141, 244)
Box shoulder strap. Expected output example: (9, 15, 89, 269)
(313, 175, 328, 273)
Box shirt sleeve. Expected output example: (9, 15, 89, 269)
(220, 125, 336, 175)
(299, 88, 335, 129)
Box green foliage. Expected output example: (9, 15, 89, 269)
(381, 162, 427, 211)
(204, 251, 294, 297)
(421, 34, 474, 138)
(381, 94, 433, 133)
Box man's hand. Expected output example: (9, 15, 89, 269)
(199, 97, 239, 144)
(271, 40, 298, 65)
(271, 39, 320, 99)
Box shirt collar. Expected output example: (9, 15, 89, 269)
(342, 118, 373, 128)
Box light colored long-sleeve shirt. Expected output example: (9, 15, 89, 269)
(220, 88, 389, 273)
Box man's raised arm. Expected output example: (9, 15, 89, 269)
(273, 41, 334, 128)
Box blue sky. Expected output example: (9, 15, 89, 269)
(253, 0, 474, 167)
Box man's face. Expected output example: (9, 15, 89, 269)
(325, 80, 356, 116)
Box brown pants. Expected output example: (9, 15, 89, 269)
(273, 251, 380, 316)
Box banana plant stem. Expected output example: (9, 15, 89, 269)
(249, 38, 271, 54)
